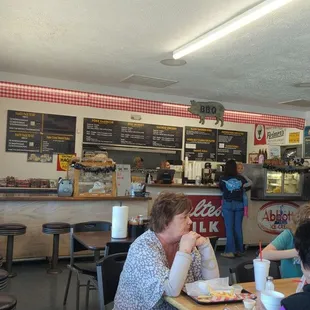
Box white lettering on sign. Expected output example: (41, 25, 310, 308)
(200, 222, 207, 233)
(209, 221, 219, 232)
(190, 199, 222, 218)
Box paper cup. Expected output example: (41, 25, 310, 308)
(261, 290, 285, 310)
(253, 259, 270, 291)
(243, 298, 256, 310)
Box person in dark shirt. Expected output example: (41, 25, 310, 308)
(219, 160, 250, 258)
(281, 220, 310, 310)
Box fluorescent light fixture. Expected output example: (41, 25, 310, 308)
(173, 0, 293, 59)
(225, 111, 263, 117)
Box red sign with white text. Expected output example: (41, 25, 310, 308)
(188, 195, 225, 238)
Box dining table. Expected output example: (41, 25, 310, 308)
(165, 278, 300, 310)
(73, 230, 135, 260)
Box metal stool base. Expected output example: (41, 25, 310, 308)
(47, 268, 62, 275)
(7, 272, 17, 278)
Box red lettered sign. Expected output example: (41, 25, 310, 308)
(188, 195, 225, 237)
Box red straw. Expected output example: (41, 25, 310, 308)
(259, 241, 262, 261)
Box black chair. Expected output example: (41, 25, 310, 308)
(42, 222, 71, 274)
(229, 260, 282, 284)
(0, 223, 27, 277)
(0, 270, 8, 291)
(105, 241, 131, 256)
(63, 221, 111, 310)
(0, 294, 17, 310)
(92, 253, 127, 310)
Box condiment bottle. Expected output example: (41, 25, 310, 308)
(265, 276, 275, 291)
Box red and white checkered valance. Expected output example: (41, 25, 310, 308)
(0, 81, 305, 130)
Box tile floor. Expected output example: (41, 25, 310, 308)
(1, 248, 257, 310)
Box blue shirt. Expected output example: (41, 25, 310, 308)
(271, 229, 303, 279)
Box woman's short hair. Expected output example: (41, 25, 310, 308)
(294, 219, 310, 270)
(224, 159, 238, 177)
(149, 192, 192, 233)
(289, 204, 310, 234)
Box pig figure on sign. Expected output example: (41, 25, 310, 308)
(188, 100, 225, 126)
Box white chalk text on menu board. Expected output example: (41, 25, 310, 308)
(217, 129, 247, 163)
(83, 118, 183, 149)
(184, 127, 217, 161)
(6, 110, 76, 154)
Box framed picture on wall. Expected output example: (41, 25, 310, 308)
(248, 153, 259, 164)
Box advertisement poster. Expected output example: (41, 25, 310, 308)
(266, 127, 286, 145)
(289, 132, 300, 144)
(257, 201, 299, 235)
(57, 154, 75, 171)
(268, 145, 281, 159)
(254, 124, 266, 145)
(188, 195, 225, 238)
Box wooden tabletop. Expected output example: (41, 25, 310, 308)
(73, 231, 135, 251)
(165, 278, 299, 310)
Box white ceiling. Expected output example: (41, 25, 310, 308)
(1, 0, 310, 110)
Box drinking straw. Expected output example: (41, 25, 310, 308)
(259, 241, 262, 261)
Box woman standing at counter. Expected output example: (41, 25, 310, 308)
(262, 204, 310, 278)
(219, 160, 251, 258)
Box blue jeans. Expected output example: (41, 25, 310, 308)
(222, 200, 244, 254)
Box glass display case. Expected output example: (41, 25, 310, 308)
(266, 171, 302, 197)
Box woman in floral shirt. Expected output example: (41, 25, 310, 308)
(114, 192, 219, 309)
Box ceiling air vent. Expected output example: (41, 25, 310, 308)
(121, 74, 178, 88)
(279, 99, 310, 108)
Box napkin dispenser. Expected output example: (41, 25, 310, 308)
(58, 179, 73, 197)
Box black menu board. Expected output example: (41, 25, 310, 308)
(83, 118, 183, 149)
(6, 110, 76, 154)
(184, 127, 217, 161)
(217, 130, 247, 163)
(304, 127, 310, 158)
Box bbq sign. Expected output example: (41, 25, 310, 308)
(257, 202, 299, 235)
(188, 195, 225, 237)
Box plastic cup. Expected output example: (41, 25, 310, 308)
(243, 298, 256, 310)
(253, 259, 270, 291)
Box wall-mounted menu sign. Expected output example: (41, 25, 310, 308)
(304, 126, 310, 158)
(6, 110, 76, 154)
(83, 118, 183, 149)
(217, 130, 247, 163)
(184, 127, 217, 161)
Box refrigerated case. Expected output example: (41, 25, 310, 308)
(266, 171, 301, 196)
(244, 164, 310, 201)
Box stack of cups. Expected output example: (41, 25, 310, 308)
(253, 258, 270, 291)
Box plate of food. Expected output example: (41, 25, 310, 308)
(183, 288, 256, 305)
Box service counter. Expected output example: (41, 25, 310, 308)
(147, 184, 305, 247)
(0, 195, 151, 259)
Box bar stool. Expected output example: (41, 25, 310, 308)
(0, 294, 17, 310)
(42, 222, 70, 274)
(0, 223, 27, 278)
(0, 270, 8, 291)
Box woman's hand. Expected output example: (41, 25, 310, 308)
(196, 236, 208, 247)
(179, 231, 200, 254)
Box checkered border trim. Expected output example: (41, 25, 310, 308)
(0, 81, 305, 130)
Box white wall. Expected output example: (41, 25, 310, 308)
(0, 98, 304, 179)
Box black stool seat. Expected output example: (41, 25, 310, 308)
(0, 224, 26, 236)
(0, 270, 8, 281)
(0, 294, 17, 310)
(42, 222, 71, 234)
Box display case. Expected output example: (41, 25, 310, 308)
(73, 162, 116, 197)
(266, 171, 301, 196)
(244, 164, 310, 201)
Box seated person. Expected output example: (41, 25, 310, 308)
(281, 219, 310, 310)
(114, 192, 219, 310)
(262, 205, 310, 278)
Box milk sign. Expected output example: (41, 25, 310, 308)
(257, 202, 299, 235)
(188, 100, 225, 127)
(188, 195, 225, 237)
